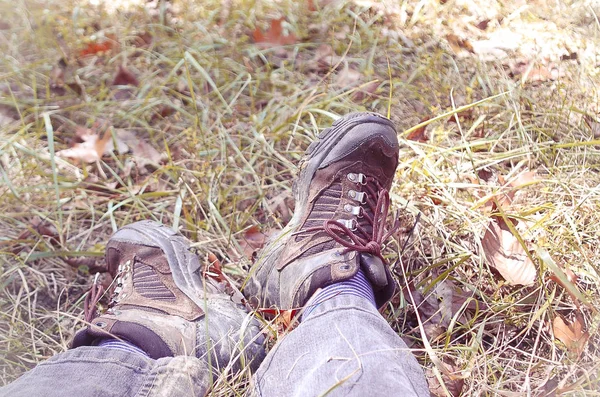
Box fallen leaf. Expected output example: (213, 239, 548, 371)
(426, 359, 465, 397)
(79, 35, 117, 57)
(553, 313, 589, 358)
(508, 171, 537, 188)
(204, 252, 226, 282)
(112, 65, 139, 100)
(56, 127, 114, 163)
(240, 225, 269, 260)
(447, 108, 474, 124)
(256, 308, 299, 335)
(482, 216, 536, 285)
(114, 129, 163, 166)
(64, 257, 105, 273)
(49, 58, 66, 94)
(0, 21, 11, 30)
(482, 170, 539, 211)
(12, 217, 60, 253)
(252, 18, 297, 47)
(509, 62, 556, 84)
(446, 34, 474, 54)
(475, 19, 490, 30)
(406, 118, 430, 142)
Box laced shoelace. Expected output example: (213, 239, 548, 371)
(84, 274, 105, 323)
(306, 176, 400, 262)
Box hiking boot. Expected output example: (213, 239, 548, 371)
(244, 112, 401, 310)
(72, 220, 265, 371)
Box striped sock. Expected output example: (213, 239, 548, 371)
(302, 267, 376, 321)
(97, 338, 149, 357)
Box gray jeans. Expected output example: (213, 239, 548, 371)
(0, 295, 429, 396)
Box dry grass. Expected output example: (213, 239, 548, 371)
(1, 0, 600, 394)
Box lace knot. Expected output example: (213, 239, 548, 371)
(321, 188, 398, 262)
(365, 241, 381, 256)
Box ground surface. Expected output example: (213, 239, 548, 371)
(1, 0, 600, 395)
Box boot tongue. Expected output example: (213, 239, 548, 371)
(359, 253, 388, 291)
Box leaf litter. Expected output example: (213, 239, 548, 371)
(553, 312, 589, 359)
(480, 171, 540, 286)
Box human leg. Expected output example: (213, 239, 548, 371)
(1, 221, 265, 397)
(252, 295, 428, 396)
(245, 112, 428, 396)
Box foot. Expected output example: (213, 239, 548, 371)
(244, 112, 401, 310)
(73, 221, 265, 371)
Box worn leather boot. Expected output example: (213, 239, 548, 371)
(72, 220, 265, 371)
(244, 112, 401, 310)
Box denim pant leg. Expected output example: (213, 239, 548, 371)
(0, 347, 210, 397)
(252, 295, 429, 397)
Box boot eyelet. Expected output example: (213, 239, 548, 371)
(338, 219, 357, 231)
(344, 204, 363, 217)
(348, 190, 366, 204)
(94, 321, 107, 328)
(340, 264, 350, 271)
(356, 173, 366, 185)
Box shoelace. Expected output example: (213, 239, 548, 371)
(84, 274, 105, 323)
(304, 179, 400, 262)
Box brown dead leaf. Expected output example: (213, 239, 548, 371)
(508, 171, 537, 189)
(205, 252, 226, 282)
(509, 62, 557, 84)
(56, 127, 113, 163)
(482, 170, 539, 211)
(406, 118, 429, 142)
(475, 19, 490, 30)
(114, 129, 163, 167)
(553, 313, 589, 358)
(426, 359, 465, 397)
(257, 308, 299, 335)
(64, 257, 106, 273)
(50, 59, 66, 93)
(11, 217, 60, 254)
(112, 66, 139, 100)
(482, 216, 536, 286)
(446, 34, 474, 55)
(447, 108, 474, 124)
(252, 18, 297, 47)
(239, 225, 269, 260)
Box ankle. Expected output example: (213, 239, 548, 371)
(302, 268, 375, 321)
